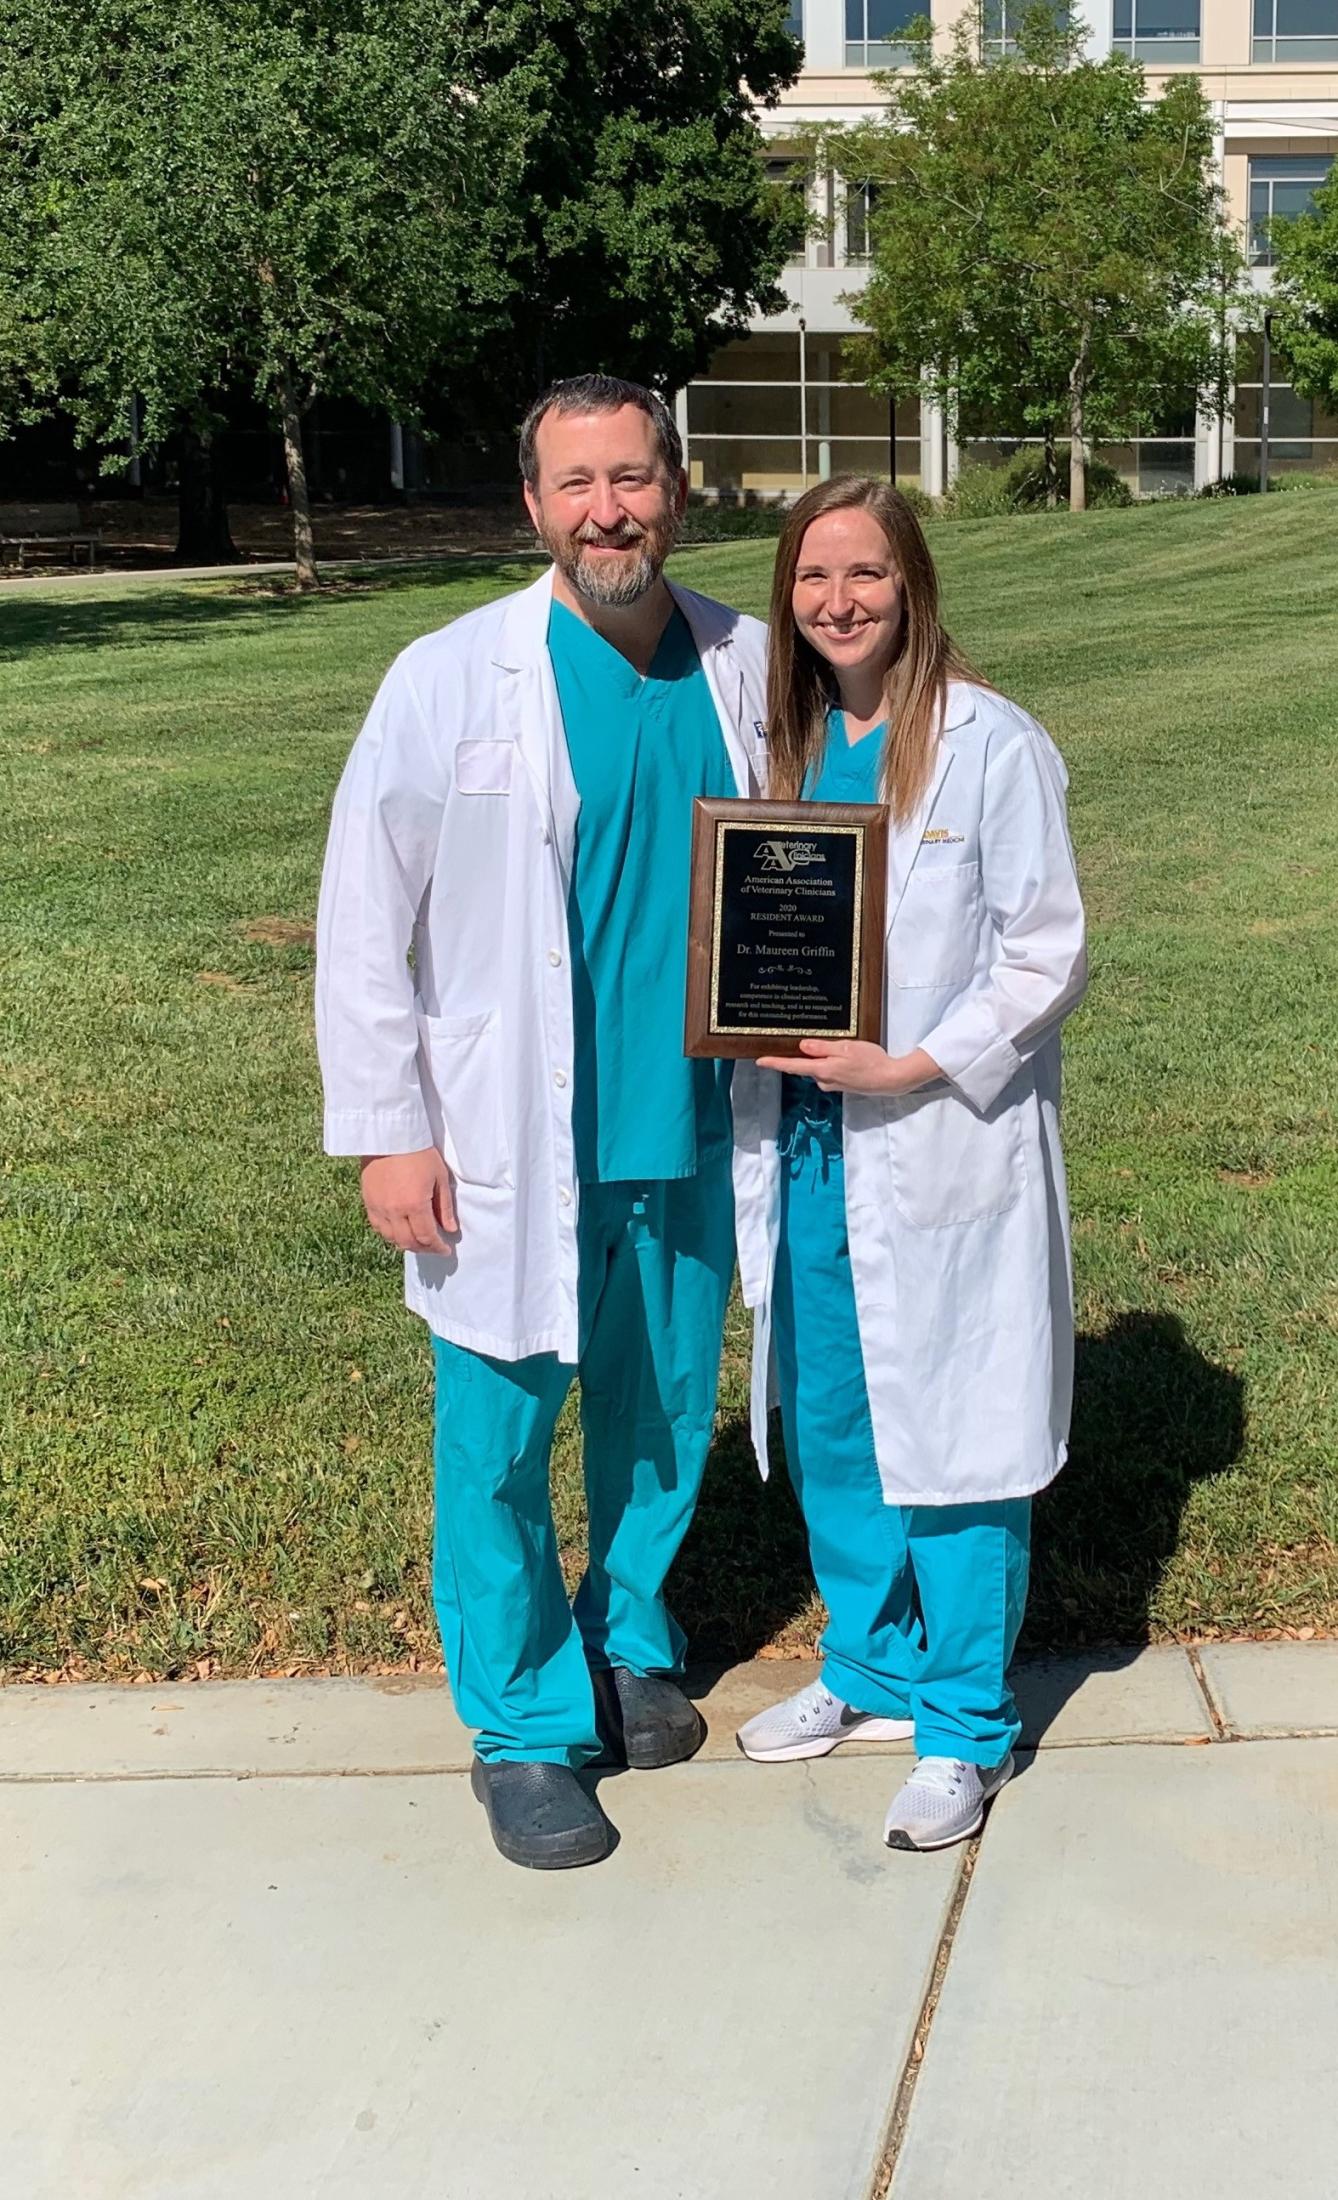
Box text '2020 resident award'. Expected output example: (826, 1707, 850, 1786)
(684, 799, 888, 1060)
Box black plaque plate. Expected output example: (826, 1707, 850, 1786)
(685, 800, 888, 1059)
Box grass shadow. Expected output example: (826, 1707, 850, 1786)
(667, 1412, 816, 1663)
(672, 1308, 1245, 1671)
(1024, 1309, 1246, 1650)
(0, 556, 545, 664)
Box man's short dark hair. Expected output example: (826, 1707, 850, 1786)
(519, 375, 683, 487)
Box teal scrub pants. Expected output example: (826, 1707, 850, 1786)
(430, 1161, 735, 1766)
(773, 1084, 1031, 1767)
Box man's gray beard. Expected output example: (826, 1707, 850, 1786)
(541, 513, 680, 606)
(566, 542, 659, 606)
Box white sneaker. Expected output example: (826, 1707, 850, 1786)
(736, 1677, 914, 1763)
(883, 1754, 1014, 1851)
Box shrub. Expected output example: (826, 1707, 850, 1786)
(680, 499, 787, 541)
(1005, 449, 1133, 509)
(941, 450, 1133, 517)
(940, 460, 1016, 519)
(1197, 472, 1258, 497)
(1268, 471, 1335, 493)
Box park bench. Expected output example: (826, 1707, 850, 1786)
(0, 502, 101, 570)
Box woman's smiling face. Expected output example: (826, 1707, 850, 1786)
(790, 506, 904, 680)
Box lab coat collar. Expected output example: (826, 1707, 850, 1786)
(491, 564, 752, 838)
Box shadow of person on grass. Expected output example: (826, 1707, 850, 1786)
(670, 1308, 1245, 1730)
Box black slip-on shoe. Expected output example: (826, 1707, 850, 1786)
(591, 1667, 706, 1771)
(469, 1758, 610, 1871)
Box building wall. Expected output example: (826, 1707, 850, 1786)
(685, 0, 1338, 497)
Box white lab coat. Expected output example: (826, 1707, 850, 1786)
(315, 565, 767, 1364)
(731, 680, 1088, 1506)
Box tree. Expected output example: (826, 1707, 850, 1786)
(425, 0, 806, 417)
(4, 0, 802, 575)
(1267, 162, 1338, 426)
(4, 0, 536, 579)
(825, 13, 1243, 510)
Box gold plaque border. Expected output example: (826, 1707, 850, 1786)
(709, 817, 865, 1041)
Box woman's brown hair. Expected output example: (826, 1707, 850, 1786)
(765, 475, 985, 822)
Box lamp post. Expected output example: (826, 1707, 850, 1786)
(1259, 310, 1273, 495)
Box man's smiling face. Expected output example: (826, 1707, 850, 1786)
(524, 403, 686, 607)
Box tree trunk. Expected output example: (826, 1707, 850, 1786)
(1068, 373, 1090, 515)
(174, 421, 237, 564)
(1044, 425, 1058, 509)
(278, 368, 318, 588)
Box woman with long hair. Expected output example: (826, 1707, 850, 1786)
(732, 477, 1087, 1850)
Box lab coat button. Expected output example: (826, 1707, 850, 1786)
(553, 1070, 568, 1088)
(548, 950, 562, 967)
(558, 1185, 573, 1207)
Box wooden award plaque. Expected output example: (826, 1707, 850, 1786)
(684, 798, 888, 1060)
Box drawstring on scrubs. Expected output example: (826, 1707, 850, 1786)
(779, 1074, 843, 1184)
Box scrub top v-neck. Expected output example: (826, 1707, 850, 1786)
(806, 707, 887, 805)
(548, 600, 735, 1184)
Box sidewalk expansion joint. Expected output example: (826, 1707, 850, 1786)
(869, 1837, 980, 2199)
(1186, 1647, 1232, 1740)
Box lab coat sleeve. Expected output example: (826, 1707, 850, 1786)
(919, 721, 1087, 1115)
(315, 653, 446, 1156)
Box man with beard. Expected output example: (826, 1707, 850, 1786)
(316, 376, 767, 1869)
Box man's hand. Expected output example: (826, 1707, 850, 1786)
(360, 1148, 458, 1254)
(755, 1039, 943, 1096)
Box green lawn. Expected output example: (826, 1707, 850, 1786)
(3, 495, 1337, 1679)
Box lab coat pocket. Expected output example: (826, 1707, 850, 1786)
(887, 1081, 1024, 1228)
(456, 739, 514, 795)
(891, 862, 982, 988)
(416, 1010, 512, 1188)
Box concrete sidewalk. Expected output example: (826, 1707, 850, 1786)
(3, 1644, 1336, 2199)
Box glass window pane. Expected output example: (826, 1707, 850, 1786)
(869, 0, 920, 31)
(846, 0, 864, 33)
(784, 2, 804, 34)
(1252, 0, 1272, 29)
(1137, 0, 1201, 32)
(1133, 35, 1199, 54)
(1250, 154, 1332, 178)
(1273, 180, 1322, 220)
(1275, 0, 1337, 32)
(1114, 0, 1133, 31)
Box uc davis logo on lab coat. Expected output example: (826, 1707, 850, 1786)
(755, 840, 826, 874)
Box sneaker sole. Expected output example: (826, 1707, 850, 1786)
(737, 1717, 915, 1764)
(884, 1765, 1014, 1852)
(884, 1808, 985, 1852)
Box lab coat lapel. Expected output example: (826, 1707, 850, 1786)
(492, 566, 581, 891)
(670, 582, 753, 797)
(885, 683, 976, 928)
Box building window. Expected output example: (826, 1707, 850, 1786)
(845, 0, 923, 67)
(783, 2, 804, 38)
(1112, 0, 1201, 60)
(1252, 0, 1338, 60)
(981, 0, 1068, 55)
(845, 181, 882, 263)
(766, 157, 811, 267)
(1249, 154, 1334, 263)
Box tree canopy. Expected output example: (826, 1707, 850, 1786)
(1267, 163, 1338, 421)
(1, 0, 802, 577)
(824, 14, 1243, 508)
(458, 0, 805, 413)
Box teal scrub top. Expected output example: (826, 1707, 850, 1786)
(806, 707, 887, 804)
(784, 709, 888, 1125)
(548, 600, 736, 1184)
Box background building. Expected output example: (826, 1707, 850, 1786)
(681, 0, 1338, 495)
